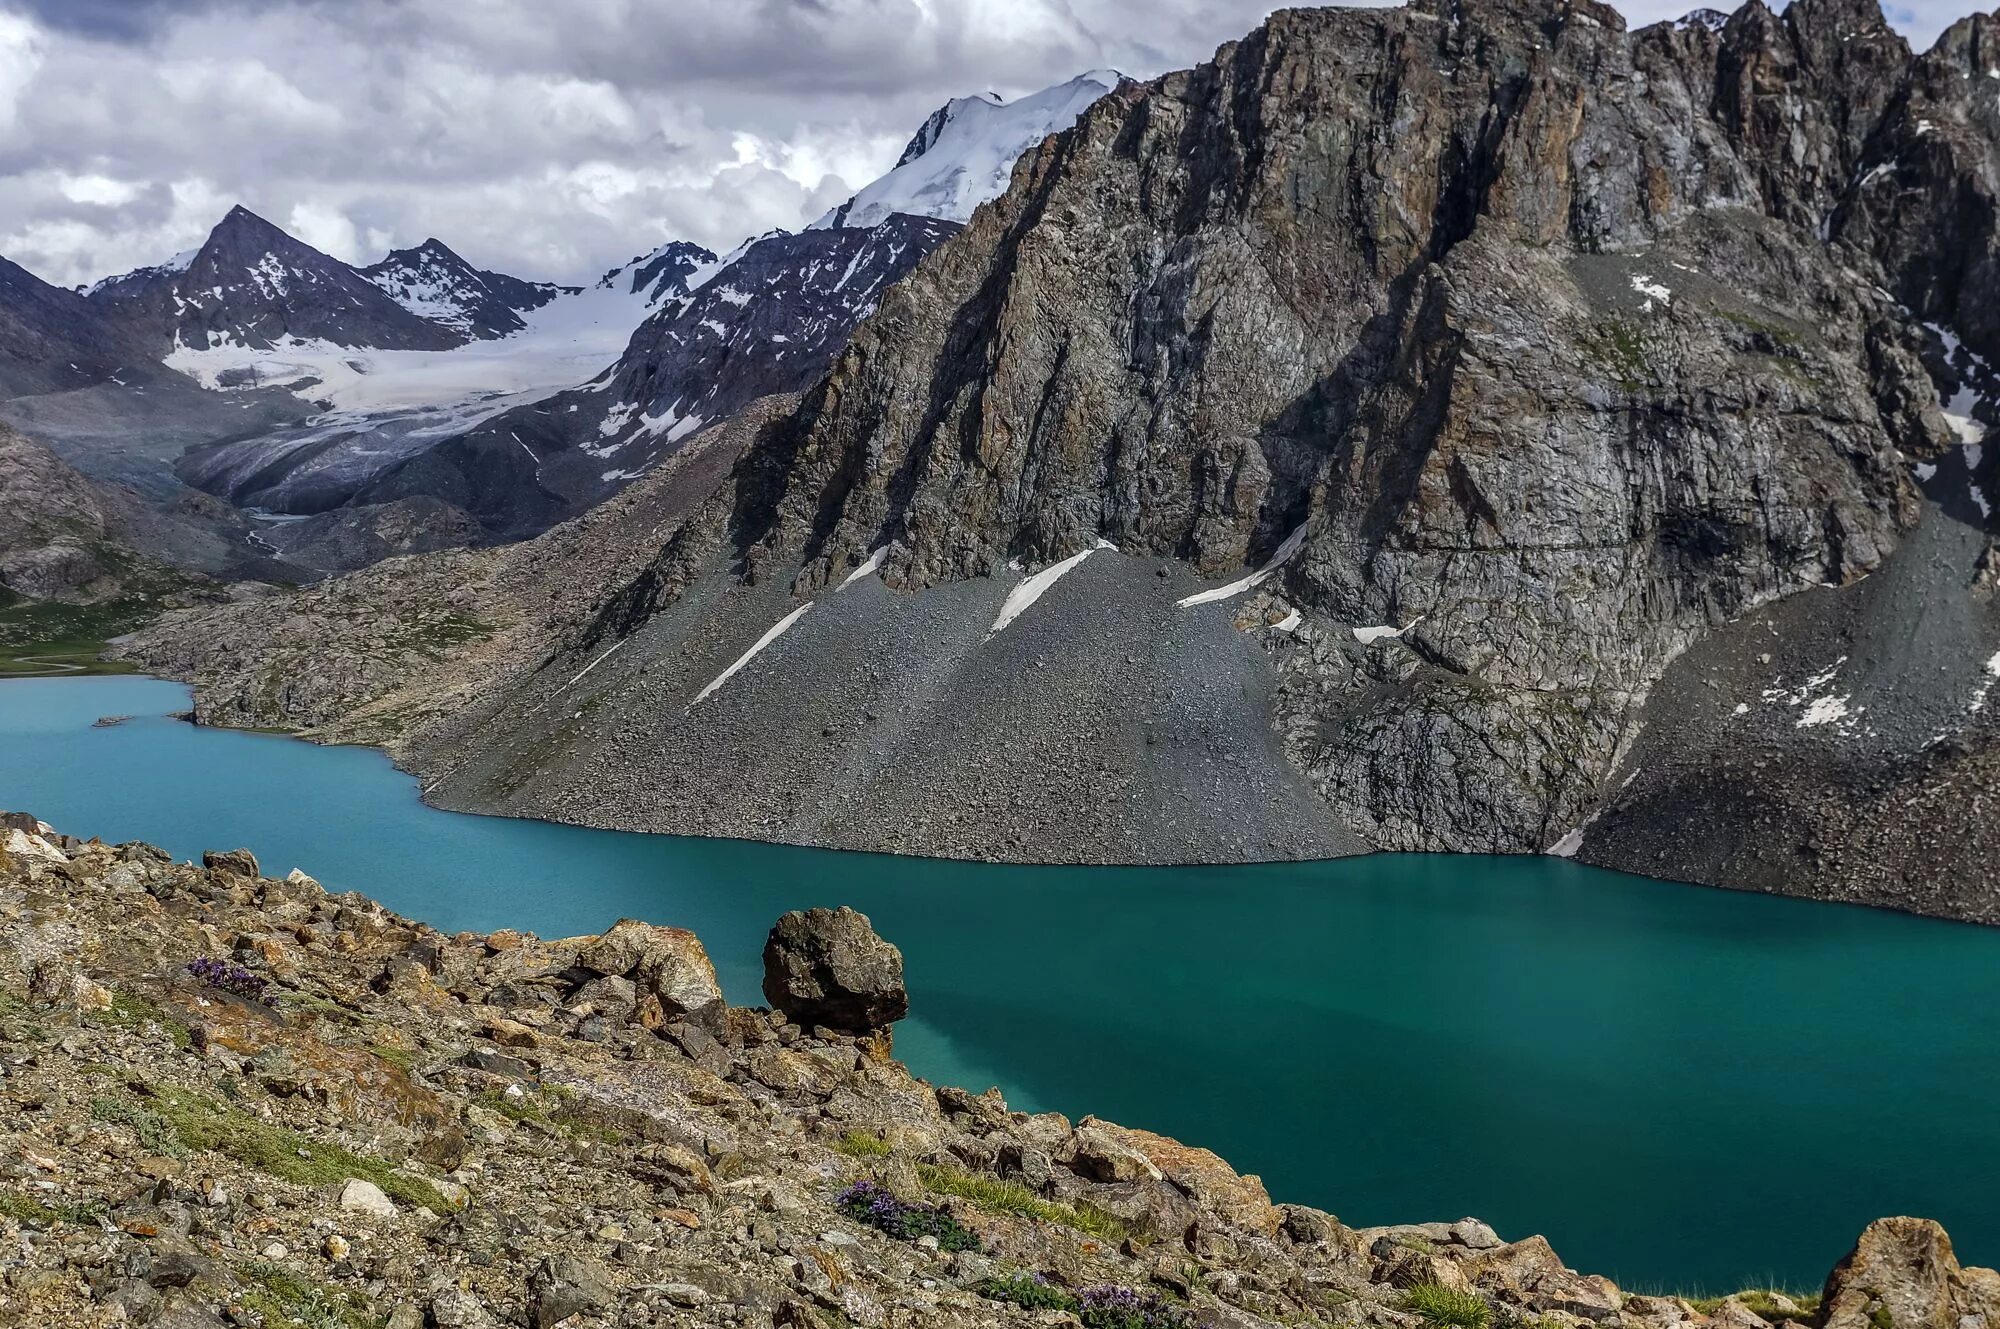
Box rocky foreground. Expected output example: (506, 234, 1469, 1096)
(2, 816, 1995, 1329)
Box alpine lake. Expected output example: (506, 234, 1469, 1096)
(6, 675, 1996, 1293)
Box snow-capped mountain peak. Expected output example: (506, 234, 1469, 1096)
(362, 238, 574, 340)
(86, 205, 464, 354)
(811, 68, 1124, 231)
(595, 240, 720, 307)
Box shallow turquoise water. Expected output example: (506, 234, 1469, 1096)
(4, 675, 1996, 1291)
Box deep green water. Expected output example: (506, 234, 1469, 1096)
(4, 676, 1996, 1291)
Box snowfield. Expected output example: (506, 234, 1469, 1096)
(811, 70, 1121, 231)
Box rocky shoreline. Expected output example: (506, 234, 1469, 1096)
(4, 812, 1996, 1329)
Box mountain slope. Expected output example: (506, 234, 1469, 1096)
(811, 70, 1123, 229)
(407, 0, 1990, 909)
(88, 205, 464, 355)
(0, 255, 169, 400)
(361, 238, 574, 340)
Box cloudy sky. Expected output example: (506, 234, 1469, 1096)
(0, 0, 1973, 290)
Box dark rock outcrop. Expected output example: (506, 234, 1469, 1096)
(762, 906, 908, 1034)
(200, 848, 259, 879)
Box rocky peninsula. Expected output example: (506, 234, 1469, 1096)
(2, 813, 1994, 1328)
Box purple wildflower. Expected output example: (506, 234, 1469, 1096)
(185, 956, 270, 1003)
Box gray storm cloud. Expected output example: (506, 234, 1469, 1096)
(0, 0, 1978, 289)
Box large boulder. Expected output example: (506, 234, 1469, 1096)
(1821, 1219, 2000, 1329)
(202, 848, 260, 879)
(761, 906, 907, 1033)
(574, 919, 723, 1023)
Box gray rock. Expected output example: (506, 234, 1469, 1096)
(527, 1252, 615, 1329)
(762, 907, 908, 1034)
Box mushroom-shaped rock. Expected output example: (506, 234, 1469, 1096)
(1822, 1219, 2000, 1329)
(761, 906, 908, 1033)
(574, 919, 723, 1023)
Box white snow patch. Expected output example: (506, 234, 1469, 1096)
(555, 639, 627, 696)
(1796, 694, 1853, 727)
(1176, 525, 1309, 607)
(839, 546, 889, 589)
(989, 542, 1109, 636)
(1353, 615, 1426, 646)
(688, 604, 813, 710)
(1274, 609, 1303, 632)
(1631, 273, 1672, 304)
(1965, 648, 2000, 715)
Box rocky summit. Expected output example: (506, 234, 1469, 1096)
(3, 812, 1996, 1328)
(121, 0, 2000, 919)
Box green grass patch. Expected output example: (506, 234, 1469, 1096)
(236, 1259, 382, 1329)
(96, 1085, 452, 1213)
(1401, 1281, 1492, 1329)
(471, 1088, 622, 1145)
(90, 989, 193, 1050)
(90, 1095, 189, 1158)
(832, 1129, 891, 1158)
(368, 1043, 416, 1072)
(916, 1162, 1126, 1241)
(0, 592, 160, 676)
(0, 1189, 102, 1228)
(1684, 1290, 1821, 1323)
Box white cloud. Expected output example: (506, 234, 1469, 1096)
(285, 200, 362, 263)
(0, 11, 43, 136)
(0, 0, 1980, 291)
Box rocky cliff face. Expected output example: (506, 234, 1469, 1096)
(117, 0, 2000, 917)
(4, 814, 1995, 1327)
(0, 424, 129, 602)
(732, 0, 1959, 858)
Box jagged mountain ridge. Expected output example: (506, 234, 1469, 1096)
(119, 0, 2000, 915)
(354, 215, 962, 539)
(361, 238, 575, 340)
(87, 206, 465, 355)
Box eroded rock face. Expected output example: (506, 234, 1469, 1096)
(1820, 1217, 2000, 1329)
(762, 906, 908, 1033)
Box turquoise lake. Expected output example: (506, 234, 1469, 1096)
(4, 674, 1996, 1292)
